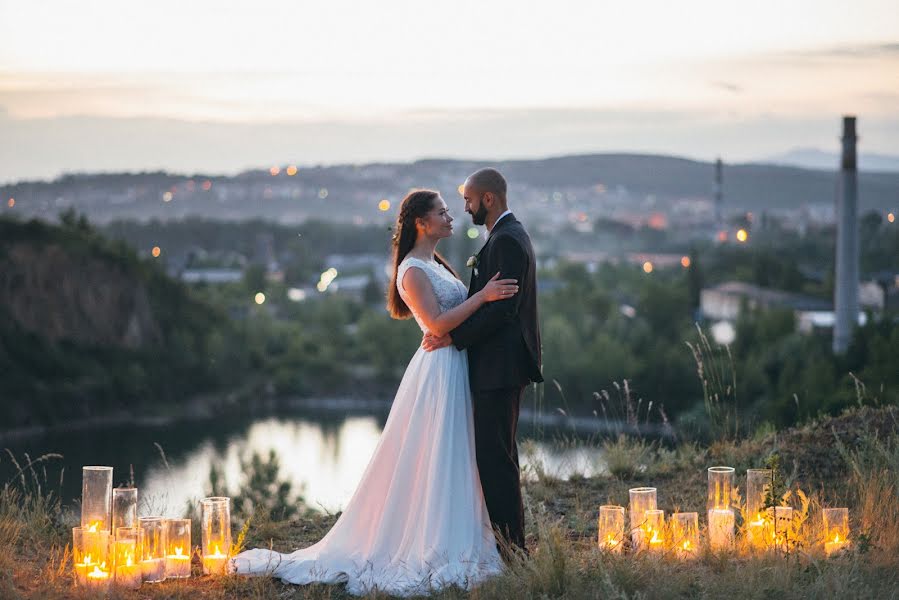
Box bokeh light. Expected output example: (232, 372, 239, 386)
(643, 261, 653, 273)
(269, 166, 280, 176)
(201, 180, 212, 191)
(162, 191, 173, 202)
(286, 165, 298, 176)
(736, 228, 749, 242)
(888, 212, 895, 223)
(318, 188, 329, 199)
(457, 184, 465, 195)
(378, 199, 390, 211)
(681, 256, 691, 268)
(467, 227, 479, 239)
(254, 292, 266, 305)
(6, 198, 14, 208)
(151, 246, 161, 257)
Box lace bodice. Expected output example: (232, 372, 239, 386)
(397, 257, 468, 333)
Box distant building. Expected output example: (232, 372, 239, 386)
(700, 281, 870, 335)
(180, 268, 244, 284)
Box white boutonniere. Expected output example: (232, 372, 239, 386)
(466, 254, 479, 277)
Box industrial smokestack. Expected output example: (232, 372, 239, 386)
(714, 158, 723, 225)
(833, 116, 859, 354)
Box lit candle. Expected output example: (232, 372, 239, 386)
(165, 546, 192, 578)
(708, 508, 735, 550)
(86, 563, 111, 591)
(140, 557, 166, 582)
(747, 512, 771, 549)
(202, 544, 229, 575)
(115, 552, 141, 589)
(824, 532, 849, 557)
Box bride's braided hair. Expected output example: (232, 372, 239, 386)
(387, 189, 459, 319)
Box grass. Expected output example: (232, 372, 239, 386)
(2, 405, 899, 599)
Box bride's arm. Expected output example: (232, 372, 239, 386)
(401, 267, 517, 337)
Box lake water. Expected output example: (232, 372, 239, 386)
(0, 409, 606, 516)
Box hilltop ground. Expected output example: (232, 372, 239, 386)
(2, 405, 898, 599)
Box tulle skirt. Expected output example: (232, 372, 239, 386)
(231, 346, 503, 596)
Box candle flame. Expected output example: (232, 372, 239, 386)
(682, 540, 691, 550)
(86, 522, 100, 532)
(81, 553, 93, 566)
(834, 533, 841, 543)
(648, 528, 662, 545)
(605, 534, 619, 547)
(175, 546, 184, 557)
(126, 554, 133, 567)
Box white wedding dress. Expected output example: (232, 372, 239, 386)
(232, 256, 503, 596)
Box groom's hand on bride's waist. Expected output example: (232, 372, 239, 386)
(422, 332, 452, 352)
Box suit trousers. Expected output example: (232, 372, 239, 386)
(472, 384, 526, 556)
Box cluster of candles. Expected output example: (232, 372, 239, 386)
(72, 466, 233, 591)
(598, 466, 851, 558)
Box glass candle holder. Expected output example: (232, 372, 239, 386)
(643, 509, 665, 553)
(201, 497, 232, 575)
(112, 487, 138, 534)
(597, 505, 625, 553)
(165, 518, 192, 579)
(73, 526, 111, 589)
(745, 469, 772, 549)
(774, 506, 793, 552)
(81, 466, 113, 532)
(113, 528, 141, 589)
(823, 507, 850, 557)
(707, 466, 735, 551)
(138, 516, 167, 583)
(628, 487, 657, 547)
(671, 512, 699, 559)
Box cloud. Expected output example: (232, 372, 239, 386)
(786, 41, 899, 59)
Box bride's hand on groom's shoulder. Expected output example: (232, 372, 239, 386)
(422, 332, 452, 352)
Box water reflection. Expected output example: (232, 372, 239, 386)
(2, 412, 605, 517)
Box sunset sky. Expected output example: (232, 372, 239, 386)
(1, 0, 897, 181)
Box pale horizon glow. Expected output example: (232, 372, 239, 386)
(1, 0, 897, 180)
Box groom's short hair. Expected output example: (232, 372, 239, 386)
(467, 168, 507, 201)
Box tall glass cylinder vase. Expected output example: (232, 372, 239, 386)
(81, 466, 113, 532)
(707, 466, 735, 551)
(138, 517, 166, 583)
(112, 487, 138, 534)
(597, 505, 625, 553)
(113, 528, 141, 589)
(774, 506, 794, 553)
(823, 507, 850, 557)
(201, 497, 232, 575)
(165, 518, 192, 578)
(643, 509, 665, 553)
(628, 487, 657, 548)
(745, 469, 772, 549)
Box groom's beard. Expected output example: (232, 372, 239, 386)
(470, 203, 488, 226)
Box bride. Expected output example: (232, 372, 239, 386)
(232, 189, 519, 596)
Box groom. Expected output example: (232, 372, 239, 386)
(423, 167, 543, 556)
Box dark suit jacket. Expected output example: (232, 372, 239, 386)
(451, 214, 543, 391)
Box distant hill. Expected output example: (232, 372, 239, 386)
(761, 147, 899, 172)
(2, 153, 898, 224)
(0, 215, 246, 431)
